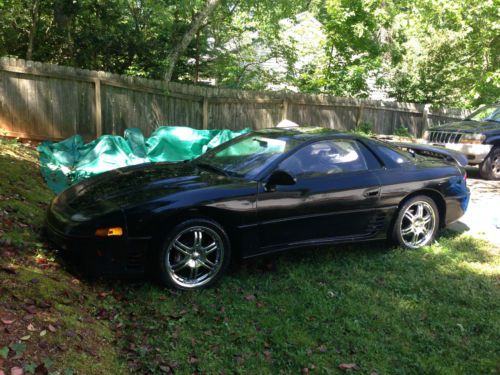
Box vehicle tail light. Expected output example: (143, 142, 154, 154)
(95, 227, 123, 237)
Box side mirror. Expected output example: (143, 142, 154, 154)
(265, 170, 296, 191)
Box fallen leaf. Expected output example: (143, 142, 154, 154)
(338, 363, 358, 371)
(47, 324, 57, 333)
(244, 294, 256, 301)
(0, 369, 4, 375)
(20, 335, 31, 341)
(256, 302, 264, 308)
(35, 257, 48, 265)
(40, 330, 47, 337)
(1, 319, 15, 325)
(23, 306, 36, 314)
(10, 367, 23, 375)
(27, 324, 36, 332)
(318, 345, 327, 353)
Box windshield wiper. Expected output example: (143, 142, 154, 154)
(194, 161, 231, 177)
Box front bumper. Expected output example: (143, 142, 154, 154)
(45, 202, 152, 277)
(422, 141, 492, 165)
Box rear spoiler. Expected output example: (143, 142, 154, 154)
(392, 142, 468, 167)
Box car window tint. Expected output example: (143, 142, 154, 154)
(279, 139, 368, 177)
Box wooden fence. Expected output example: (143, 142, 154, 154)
(0, 57, 471, 141)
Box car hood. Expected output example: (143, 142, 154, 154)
(430, 120, 500, 133)
(58, 161, 240, 210)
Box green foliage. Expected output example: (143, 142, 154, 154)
(0, 0, 497, 107)
(394, 126, 412, 137)
(0, 346, 9, 359)
(353, 121, 373, 136)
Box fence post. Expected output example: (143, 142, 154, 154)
(94, 78, 102, 137)
(282, 97, 288, 121)
(356, 101, 365, 129)
(202, 96, 209, 129)
(421, 103, 430, 137)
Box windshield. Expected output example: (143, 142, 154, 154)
(195, 133, 300, 178)
(466, 105, 500, 123)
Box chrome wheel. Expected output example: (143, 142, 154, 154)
(165, 225, 224, 289)
(399, 201, 436, 249)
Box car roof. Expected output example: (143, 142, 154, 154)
(252, 127, 355, 142)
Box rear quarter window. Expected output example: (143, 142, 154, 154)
(369, 140, 413, 167)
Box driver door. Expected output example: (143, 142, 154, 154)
(256, 139, 382, 250)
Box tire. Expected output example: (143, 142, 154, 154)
(158, 218, 231, 290)
(479, 146, 500, 180)
(392, 195, 440, 249)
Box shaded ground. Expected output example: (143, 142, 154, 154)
(0, 139, 125, 374)
(449, 167, 500, 247)
(1, 139, 499, 374)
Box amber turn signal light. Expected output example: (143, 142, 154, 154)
(95, 227, 123, 237)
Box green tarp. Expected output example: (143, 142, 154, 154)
(38, 126, 250, 193)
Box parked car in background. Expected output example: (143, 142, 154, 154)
(46, 128, 470, 290)
(423, 104, 500, 180)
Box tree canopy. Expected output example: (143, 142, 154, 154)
(0, 0, 497, 108)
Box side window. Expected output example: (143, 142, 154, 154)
(279, 139, 368, 177)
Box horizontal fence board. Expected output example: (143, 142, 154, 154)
(0, 57, 471, 141)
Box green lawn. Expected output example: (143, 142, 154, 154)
(112, 234, 499, 374)
(1, 139, 499, 374)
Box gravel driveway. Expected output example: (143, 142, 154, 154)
(448, 167, 500, 247)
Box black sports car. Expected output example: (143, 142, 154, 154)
(46, 128, 470, 290)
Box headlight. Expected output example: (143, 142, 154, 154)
(459, 133, 485, 144)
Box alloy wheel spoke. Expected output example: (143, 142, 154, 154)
(401, 226, 414, 236)
(422, 215, 432, 225)
(200, 258, 215, 270)
(404, 211, 415, 222)
(416, 204, 424, 218)
(202, 242, 217, 255)
(173, 240, 192, 255)
(194, 230, 203, 247)
(189, 265, 199, 280)
(411, 231, 419, 245)
(172, 258, 189, 271)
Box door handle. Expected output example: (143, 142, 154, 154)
(363, 188, 380, 198)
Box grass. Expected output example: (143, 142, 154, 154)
(113, 235, 500, 374)
(1, 138, 499, 374)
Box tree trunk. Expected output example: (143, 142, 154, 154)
(194, 29, 200, 83)
(26, 0, 40, 60)
(164, 0, 220, 83)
